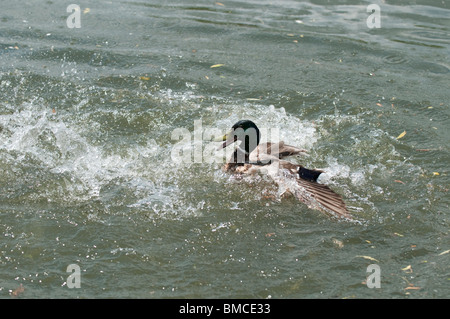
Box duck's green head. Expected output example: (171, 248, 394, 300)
(216, 120, 261, 153)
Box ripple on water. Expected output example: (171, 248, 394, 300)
(382, 54, 409, 65)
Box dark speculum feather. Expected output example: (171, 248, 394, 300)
(298, 166, 322, 182)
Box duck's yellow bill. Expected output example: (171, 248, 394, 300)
(214, 132, 237, 150)
(213, 133, 228, 142)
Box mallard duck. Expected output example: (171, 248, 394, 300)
(217, 119, 351, 219)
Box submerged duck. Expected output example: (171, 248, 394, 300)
(217, 120, 351, 219)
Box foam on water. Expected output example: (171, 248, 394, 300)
(0, 86, 426, 223)
(1, 102, 150, 202)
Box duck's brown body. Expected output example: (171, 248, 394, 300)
(219, 121, 351, 220)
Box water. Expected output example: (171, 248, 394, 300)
(0, 0, 449, 298)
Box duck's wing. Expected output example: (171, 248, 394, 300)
(295, 177, 350, 219)
(273, 161, 351, 220)
(276, 141, 308, 158)
(251, 142, 308, 161)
